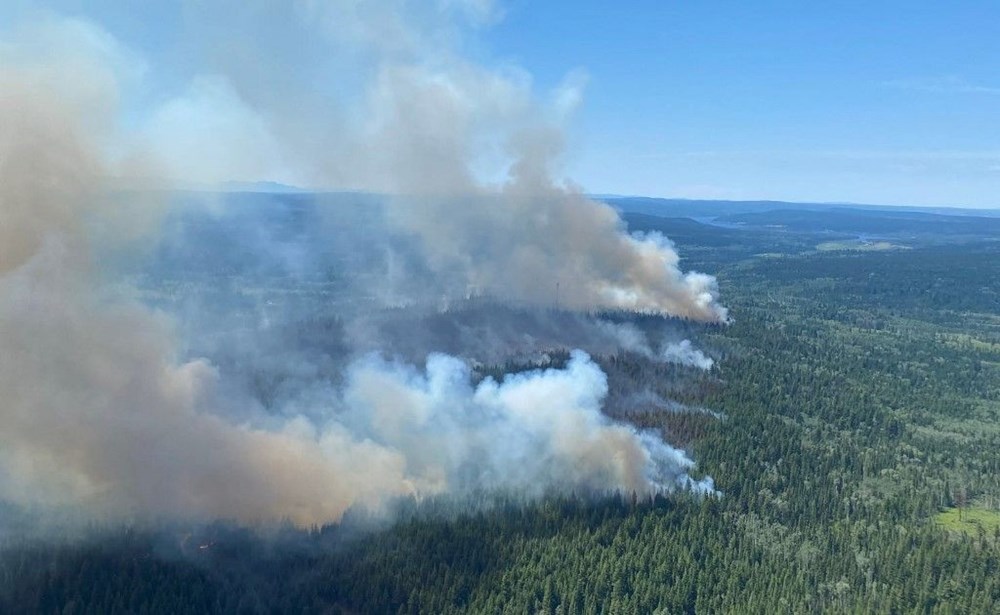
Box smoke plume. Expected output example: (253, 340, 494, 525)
(661, 340, 715, 370)
(0, 3, 723, 525)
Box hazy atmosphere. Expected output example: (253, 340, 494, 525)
(1, 2, 998, 613)
(0, 1, 725, 525)
(5, 1, 1000, 207)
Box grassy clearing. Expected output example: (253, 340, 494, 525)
(935, 506, 1000, 540)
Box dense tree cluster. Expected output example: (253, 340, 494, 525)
(2, 222, 998, 613)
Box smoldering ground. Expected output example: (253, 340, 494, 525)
(0, 2, 726, 527)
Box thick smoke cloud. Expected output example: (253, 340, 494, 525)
(145, 0, 729, 320)
(0, 60, 400, 524)
(0, 3, 723, 526)
(340, 351, 713, 498)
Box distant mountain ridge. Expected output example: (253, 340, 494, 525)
(220, 181, 310, 194)
(597, 195, 1000, 219)
(192, 183, 1000, 218)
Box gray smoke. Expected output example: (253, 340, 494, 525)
(345, 303, 707, 366)
(614, 390, 724, 420)
(661, 340, 715, 370)
(137, 0, 729, 321)
(0, 4, 723, 526)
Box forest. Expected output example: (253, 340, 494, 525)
(1, 204, 998, 613)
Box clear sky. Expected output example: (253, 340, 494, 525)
(484, 2, 1000, 208)
(4, 1, 1000, 208)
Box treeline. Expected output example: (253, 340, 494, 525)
(1, 494, 996, 613)
(2, 236, 999, 613)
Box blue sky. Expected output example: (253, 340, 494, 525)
(5, 1, 1000, 208)
(484, 1, 1000, 207)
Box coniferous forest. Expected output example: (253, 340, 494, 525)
(1, 203, 998, 614)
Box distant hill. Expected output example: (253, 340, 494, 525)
(717, 207, 1000, 237)
(598, 195, 1000, 219)
(620, 213, 746, 247)
(220, 181, 309, 193)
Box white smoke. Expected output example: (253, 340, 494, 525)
(135, 0, 729, 320)
(661, 339, 715, 370)
(339, 350, 712, 498)
(0, 4, 722, 526)
(595, 323, 715, 370)
(615, 390, 724, 419)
